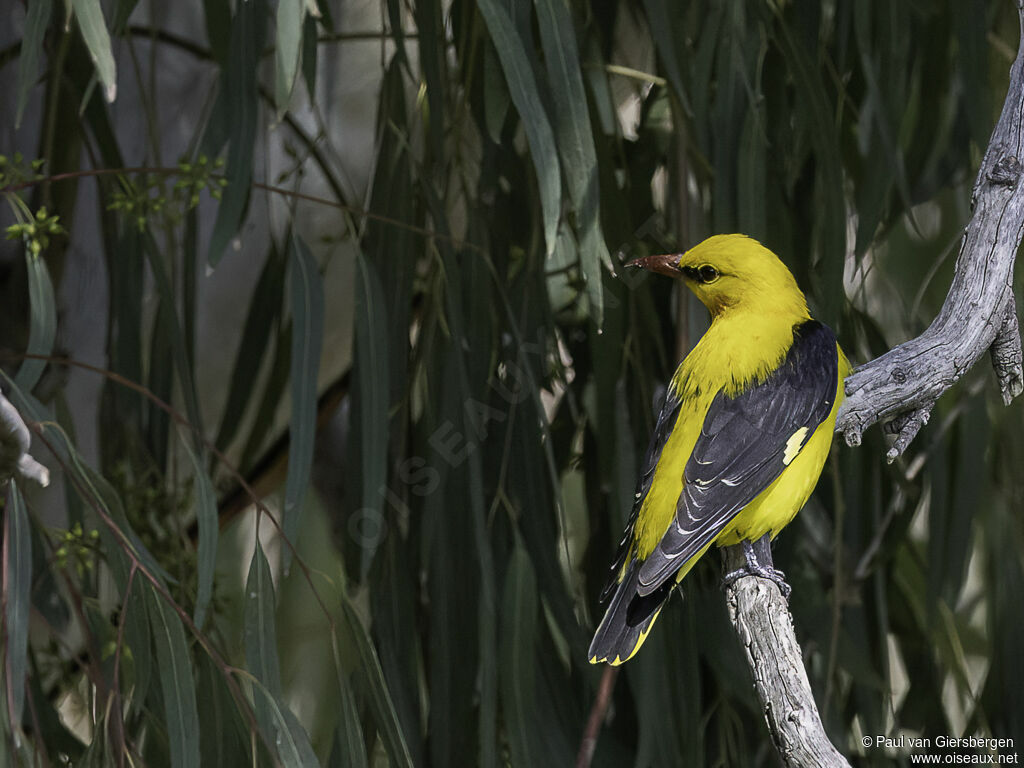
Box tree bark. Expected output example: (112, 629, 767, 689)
(721, 545, 852, 768)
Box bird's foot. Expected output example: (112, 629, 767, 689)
(720, 538, 792, 600)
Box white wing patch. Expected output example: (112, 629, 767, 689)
(782, 427, 810, 465)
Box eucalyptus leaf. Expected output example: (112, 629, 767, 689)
(71, 0, 116, 101)
(244, 538, 282, 745)
(274, 0, 305, 112)
(477, 0, 562, 255)
(4, 482, 31, 724)
(146, 586, 201, 768)
(14, 0, 52, 128)
(283, 235, 323, 572)
(14, 253, 56, 393)
(183, 437, 217, 629)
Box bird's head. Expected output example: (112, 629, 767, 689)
(627, 234, 810, 319)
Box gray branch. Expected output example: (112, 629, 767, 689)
(836, 3, 1024, 457)
(0, 390, 50, 488)
(721, 546, 852, 768)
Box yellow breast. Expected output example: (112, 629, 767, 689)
(632, 312, 846, 562)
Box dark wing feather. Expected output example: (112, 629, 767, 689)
(635, 320, 839, 596)
(598, 385, 682, 602)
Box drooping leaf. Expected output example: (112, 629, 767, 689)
(249, 678, 320, 768)
(328, 679, 368, 768)
(206, 0, 266, 265)
(215, 246, 287, 454)
(476, 0, 562, 255)
(352, 252, 389, 575)
(14, 253, 57, 393)
(240, 321, 292, 472)
(499, 543, 544, 768)
(640, 0, 690, 111)
(244, 538, 282, 745)
(197, 653, 250, 768)
(183, 437, 217, 629)
(14, 0, 52, 128)
(71, 0, 117, 101)
(275, 0, 306, 112)
(282, 235, 323, 571)
(534, 0, 609, 325)
(301, 14, 319, 102)
(146, 586, 201, 768)
(340, 595, 414, 768)
(4, 482, 32, 724)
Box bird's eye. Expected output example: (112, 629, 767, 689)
(698, 265, 720, 283)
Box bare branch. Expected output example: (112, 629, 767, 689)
(721, 546, 852, 768)
(0, 391, 49, 488)
(836, 4, 1024, 456)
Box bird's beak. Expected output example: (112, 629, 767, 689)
(625, 253, 683, 278)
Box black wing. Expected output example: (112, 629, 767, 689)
(635, 320, 839, 596)
(598, 384, 682, 602)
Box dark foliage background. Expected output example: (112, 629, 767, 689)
(0, 0, 1022, 766)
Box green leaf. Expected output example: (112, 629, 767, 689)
(328, 682, 368, 768)
(145, 300, 174, 471)
(482, 42, 511, 143)
(198, 653, 250, 767)
(239, 321, 292, 472)
(640, 0, 689, 111)
(249, 678, 320, 768)
(215, 247, 286, 454)
(533, 0, 608, 325)
(769, 8, 845, 326)
(301, 14, 318, 102)
(283, 235, 323, 571)
(142, 233, 205, 449)
(244, 538, 282, 742)
(386, 0, 410, 71)
(275, 0, 305, 112)
(206, 0, 265, 265)
(353, 252, 389, 575)
(340, 595, 414, 768)
(71, 0, 117, 101)
(146, 586, 201, 768)
(123, 571, 153, 719)
(202, 0, 232, 66)
(369, 533, 423, 764)
(183, 438, 217, 629)
(4, 482, 32, 724)
(15, 0, 52, 128)
(476, 0, 562, 255)
(14, 252, 57, 393)
(413, 0, 445, 160)
(499, 543, 543, 768)
(737, 106, 767, 241)
(111, 0, 141, 34)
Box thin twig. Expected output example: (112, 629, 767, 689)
(0, 166, 486, 256)
(576, 666, 619, 768)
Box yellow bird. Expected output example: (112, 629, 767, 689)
(589, 234, 850, 666)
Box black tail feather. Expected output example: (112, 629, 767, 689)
(589, 559, 675, 665)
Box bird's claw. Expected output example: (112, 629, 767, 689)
(721, 564, 792, 599)
(720, 538, 792, 600)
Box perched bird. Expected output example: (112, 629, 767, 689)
(589, 234, 849, 666)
